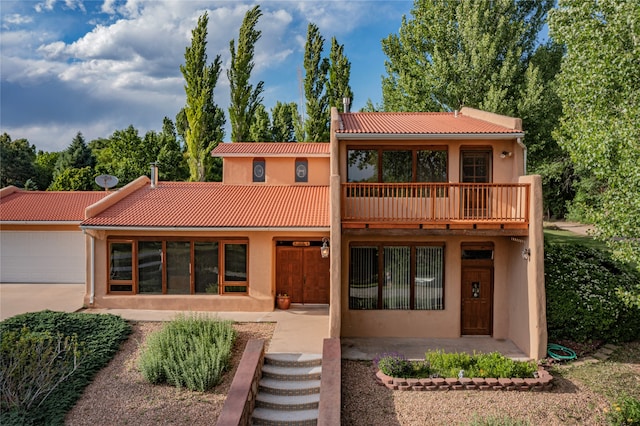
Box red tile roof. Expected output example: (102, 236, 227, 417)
(0, 190, 109, 222)
(82, 182, 329, 228)
(212, 142, 329, 156)
(337, 112, 520, 135)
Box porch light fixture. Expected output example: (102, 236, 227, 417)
(320, 237, 330, 258)
(500, 151, 513, 159)
(522, 247, 531, 261)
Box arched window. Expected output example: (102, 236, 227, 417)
(295, 158, 308, 183)
(253, 158, 265, 183)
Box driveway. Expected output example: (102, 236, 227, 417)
(0, 283, 85, 321)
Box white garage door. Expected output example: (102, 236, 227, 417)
(0, 231, 86, 283)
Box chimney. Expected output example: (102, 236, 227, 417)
(150, 162, 159, 188)
(342, 97, 351, 113)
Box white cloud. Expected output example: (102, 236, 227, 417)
(1, 1, 411, 151)
(2, 14, 34, 27)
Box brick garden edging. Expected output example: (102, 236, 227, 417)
(374, 368, 554, 391)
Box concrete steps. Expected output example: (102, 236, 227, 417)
(251, 353, 322, 426)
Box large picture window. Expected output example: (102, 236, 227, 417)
(347, 147, 447, 183)
(107, 239, 247, 295)
(349, 243, 444, 310)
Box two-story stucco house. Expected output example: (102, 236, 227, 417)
(76, 106, 545, 359)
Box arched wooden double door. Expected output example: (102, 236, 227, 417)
(276, 241, 329, 304)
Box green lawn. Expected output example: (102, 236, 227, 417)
(543, 226, 606, 250)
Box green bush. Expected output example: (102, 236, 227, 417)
(376, 351, 536, 379)
(606, 395, 640, 425)
(545, 242, 640, 343)
(138, 314, 236, 391)
(425, 350, 537, 379)
(0, 311, 131, 426)
(1, 327, 82, 412)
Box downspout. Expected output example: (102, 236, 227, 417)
(90, 234, 95, 305)
(517, 137, 527, 175)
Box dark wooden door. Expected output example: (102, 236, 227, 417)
(461, 267, 493, 335)
(302, 247, 330, 303)
(276, 245, 329, 304)
(461, 150, 491, 218)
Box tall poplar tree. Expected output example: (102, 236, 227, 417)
(180, 12, 224, 181)
(228, 5, 264, 142)
(271, 102, 297, 142)
(302, 23, 330, 142)
(327, 37, 354, 112)
(248, 105, 272, 142)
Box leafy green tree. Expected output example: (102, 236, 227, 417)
(48, 166, 95, 191)
(93, 125, 162, 185)
(550, 0, 640, 267)
(0, 133, 37, 188)
(157, 117, 188, 181)
(228, 5, 264, 142)
(271, 102, 298, 142)
(180, 12, 225, 181)
(303, 23, 330, 142)
(34, 150, 60, 190)
(54, 132, 95, 178)
(249, 104, 272, 142)
(327, 36, 354, 112)
(381, 0, 551, 114)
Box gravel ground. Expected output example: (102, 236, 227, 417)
(66, 322, 611, 425)
(65, 321, 275, 426)
(341, 360, 610, 426)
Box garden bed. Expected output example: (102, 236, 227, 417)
(374, 367, 554, 391)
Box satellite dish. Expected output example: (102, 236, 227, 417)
(95, 175, 119, 191)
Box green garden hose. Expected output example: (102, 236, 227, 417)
(547, 343, 577, 361)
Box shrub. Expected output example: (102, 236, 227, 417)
(606, 395, 640, 425)
(375, 353, 414, 378)
(0, 311, 131, 425)
(545, 242, 640, 343)
(138, 314, 236, 391)
(0, 327, 82, 412)
(424, 350, 536, 379)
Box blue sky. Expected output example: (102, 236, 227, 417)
(1, 0, 413, 152)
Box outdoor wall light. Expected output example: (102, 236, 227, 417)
(500, 151, 513, 159)
(321, 237, 330, 258)
(522, 247, 531, 261)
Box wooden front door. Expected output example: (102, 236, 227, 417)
(276, 245, 329, 304)
(461, 267, 493, 335)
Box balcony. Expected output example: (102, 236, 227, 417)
(341, 183, 530, 231)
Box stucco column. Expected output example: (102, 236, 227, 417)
(525, 174, 547, 359)
(329, 108, 342, 338)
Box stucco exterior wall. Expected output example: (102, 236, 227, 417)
(85, 229, 328, 312)
(340, 234, 513, 339)
(223, 157, 329, 185)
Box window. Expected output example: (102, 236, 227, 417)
(107, 238, 247, 295)
(295, 159, 308, 182)
(349, 243, 444, 310)
(223, 243, 248, 293)
(347, 147, 447, 183)
(253, 158, 265, 182)
(109, 241, 133, 292)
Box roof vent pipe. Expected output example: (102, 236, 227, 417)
(454, 110, 459, 118)
(342, 97, 351, 113)
(150, 162, 159, 188)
